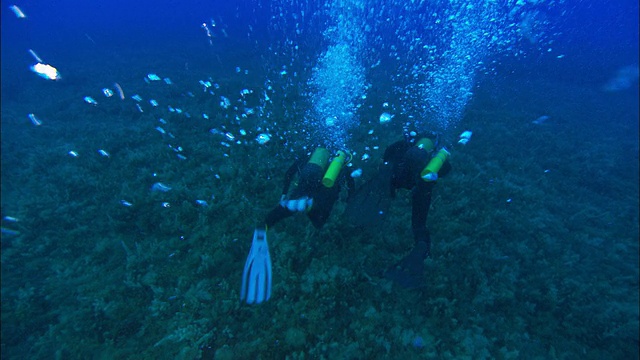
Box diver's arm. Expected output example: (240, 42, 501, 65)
(266, 158, 305, 228)
(344, 173, 356, 200)
(438, 157, 452, 178)
(281, 157, 306, 196)
(383, 140, 410, 164)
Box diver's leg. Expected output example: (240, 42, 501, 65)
(306, 186, 339, 229)
(265, 205, 294, 228)
(411, 184, 433, 257)
(385, 184, 434, 288)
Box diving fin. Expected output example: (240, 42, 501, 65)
(384, 241, 428, 289)
(240, 227, 272, 304)
(345, 164, 393, 228)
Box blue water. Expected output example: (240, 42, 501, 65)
(2, 1, 638, 359)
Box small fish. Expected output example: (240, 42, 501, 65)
(28, 49, 43, 63)
(532, 115, 550, 125)
(1, 227, 20, 236)
(9, 5, 26, 18)
(379, 112, 393, 124)
(32, 63, 61, 81)
(114, 83, 125, 100)
(256, 133, 271, 144)
(151, 182, 172, 192)
(28, 113, 42, 126)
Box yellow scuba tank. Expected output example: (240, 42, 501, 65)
(322, 150, 350, 188)
(420, 148, 450, 182)
(308, 147, 330, 171)
(416, 137, 435, 152)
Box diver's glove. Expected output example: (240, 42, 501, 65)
(280, 196, 313, 212)
(458, 130, 472, 145)
(385, 241, 428, 289)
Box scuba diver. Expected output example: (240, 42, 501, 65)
(241, 148, 355, 304)
(345, 130, 471, 289)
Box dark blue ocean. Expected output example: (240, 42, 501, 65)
(1, 1, 638, 359)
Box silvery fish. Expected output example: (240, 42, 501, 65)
(151, 182, 172, 192)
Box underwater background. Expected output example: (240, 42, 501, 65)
(1, 0, 638, 359)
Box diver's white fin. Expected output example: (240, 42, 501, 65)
(240, 228, 272, 304)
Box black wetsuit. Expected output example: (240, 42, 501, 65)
(381, 135, 451, 257)
(265, 155, 355, 229)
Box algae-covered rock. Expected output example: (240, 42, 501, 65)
(285, 327, 306, 348)
(214, 345, 234, 360)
